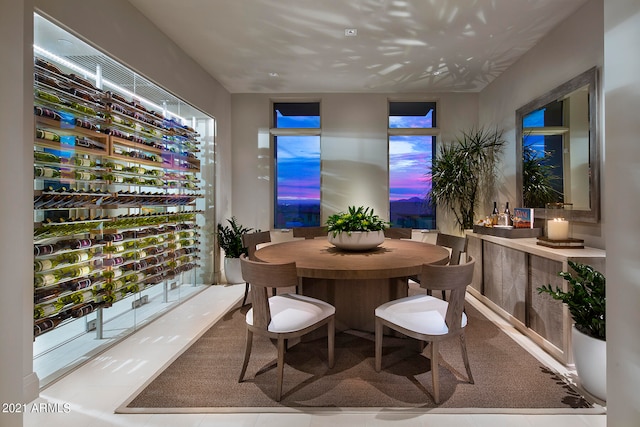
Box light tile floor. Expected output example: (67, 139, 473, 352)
(23, 284, 606, 427)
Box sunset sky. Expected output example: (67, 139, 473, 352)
(275, 108, 434, 203)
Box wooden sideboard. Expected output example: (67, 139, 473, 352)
(466, 233, 606, 365)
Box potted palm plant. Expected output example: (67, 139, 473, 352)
(429, 126, 505, 231)
(216, 217, 253, 284)
(326, 205, 389, 251)
(537, 261, 606, 400)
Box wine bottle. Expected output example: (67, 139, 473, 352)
(74, 170, 97, 181)
(102, 256, 124, 267)
(491, 202, 499, 225)
(34, 151, 61, 164)
(65, 251, 90, 264)
(107, 244, 126, 254)
(70, 303, 97, 318)
(102, 233, 124, 243)
(68, 239, 93, 249)
(34, 243, 56, 256)
(34, 258, 57, 272)
(104, 161, 124, 171)
(35, 128, 61, 142)
(34, 317, 64, 337)
(103, 173, 124, 183)
(73, 156, 95, 167)
(34, 166, 61, 178)
(34, 271, 59, 287)
(70, 265, 92, 278)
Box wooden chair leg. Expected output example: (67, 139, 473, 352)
(272, 288, 277, 297)
(276, 337, 286, 401)
(460, 333, 474, 384)
(242, 282, 250, 306)
(430, 340, 440, 404)
(374, 317, 383, 372)
(238, 329, 253, 382)
(327, 316, 335, 368)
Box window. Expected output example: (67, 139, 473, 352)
(388, 101, 437, 229)
(272, 102, 321, 228)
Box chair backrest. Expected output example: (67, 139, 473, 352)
(436, 233, 468, 265)
(292, 226, 328, 239)
(240, 254, 299, 329)
(241, 231, 271, 260)
(383, 227, 412, 239)
(419, 256, 475, 333)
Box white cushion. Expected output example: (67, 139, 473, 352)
(375, 294, 467, 336)
(246, 293, 335, 333)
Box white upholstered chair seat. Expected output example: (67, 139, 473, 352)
(375, 294, 467, 336)
(246, 293, 335, 333)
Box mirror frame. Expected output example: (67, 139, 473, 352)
(515, 67, 600, 223)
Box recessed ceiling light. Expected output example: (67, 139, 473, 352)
(268, 72, 279, 77)
(433, 71, 441, 75)
(345, 28, 358, 36)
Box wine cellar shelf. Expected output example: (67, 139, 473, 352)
(33, 56, 203, 339)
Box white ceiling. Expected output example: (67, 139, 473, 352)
(126, 0, 588, 94)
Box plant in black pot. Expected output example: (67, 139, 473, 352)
(216, 217, 253, 284)
(537, 260, 606, 400)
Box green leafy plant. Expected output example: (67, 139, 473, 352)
(522, 141, 562, 207)
(326, 206, 389, 237)
(537, 260, 606, 341)
(429, 126, 505, 231)
(216, 217, 253, 258)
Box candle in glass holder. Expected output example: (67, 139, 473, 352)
(547, 218, 569, 240)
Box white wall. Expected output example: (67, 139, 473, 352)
(479, 0, 604, 248)
(604, 0, 640, 423)
(0, 1, 36, 424)
(231, 92, 478, 235)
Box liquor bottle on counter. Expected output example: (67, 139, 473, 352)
(491, 202, 499, 225)
(504, 202, 512, 226)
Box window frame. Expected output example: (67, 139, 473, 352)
(387, 98, 440, 230)
(270, 99, 322, 229)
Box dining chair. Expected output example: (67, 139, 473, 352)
(241, 231, 272, 305)
(292, 226, 328, 239)
(238, 254, 335, 401)
(413, 233, 468, 300)
(432, 233, 468, 301)
(374, 256, 476, 404)
(436, 233, 468, 266)
(383, 227, 413, 239)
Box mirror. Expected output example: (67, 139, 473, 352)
(516, 67, 600, 223)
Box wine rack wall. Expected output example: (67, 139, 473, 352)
(33, 56, 203, 338)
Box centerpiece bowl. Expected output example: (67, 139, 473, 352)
(328, 230, 385, 251)
(326, 206, 389, 252)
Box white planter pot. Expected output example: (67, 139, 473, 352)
(328, 230, 385, 251)
(572, 325, 606, 400)
(223, 257, 244, 284)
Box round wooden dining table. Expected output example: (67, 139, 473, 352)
(254, 238, 449, 333)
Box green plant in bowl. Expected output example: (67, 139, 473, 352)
(326, 206, 389, 237)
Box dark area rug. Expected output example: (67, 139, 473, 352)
(121, 301, 599, 413)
